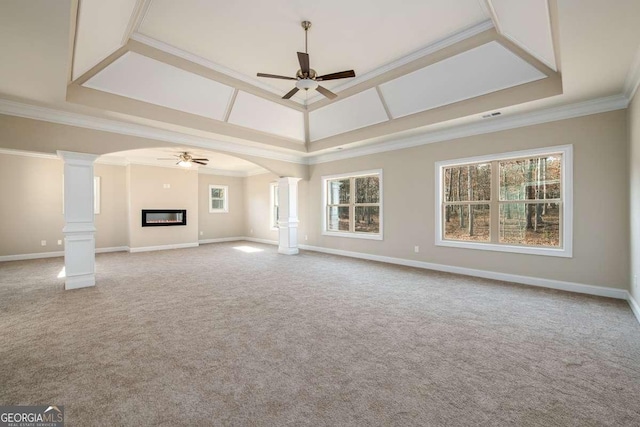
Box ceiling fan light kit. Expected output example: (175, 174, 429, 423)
(256, 20, 356, 100)
(157, 152, 209, 168)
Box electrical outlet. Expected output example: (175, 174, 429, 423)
(199, 231, 203, 236)
(250, 229, 253, 234)
(305, 235, 308, 241)
(414, 246, 419, 253)
(57, 240, 62, 246)
(41, 240, 46, 246)
(163, 184, 170, 189)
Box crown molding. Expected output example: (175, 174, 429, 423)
(0, 93, 630, 169)
(0, 147, 58, 160)
(624, 43, 640, 101)
(129, 33, 304, 105)
(305, 20, 495, 105)
(0, 98, 306, 164)
(0, 147, 267, 176)
(308, 94, 629, 164)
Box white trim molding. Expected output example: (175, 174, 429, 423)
(0, 246, 129, 262)
(297, 244, 628, 300)
(0, 99, 306, 165)
(128, 242, 199, 253)
(199, 237, 244, 245)
(308, 95, 629, 165)
(627, 293, 640, 325)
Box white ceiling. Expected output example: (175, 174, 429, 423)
(137, 0, 490, 100)
(102, 147, 268, 175)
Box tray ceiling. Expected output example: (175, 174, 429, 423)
(2, 0, 639, 165)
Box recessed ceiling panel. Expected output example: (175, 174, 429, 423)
(228, 92, 305, 142)
(490, 0, 556, 70)
(138, 0, 489, 96)
(84, 52, 234, 120)
(309, 88, 388, 141)
(379, 41, 546, 119)
(73, 0, 138, 79)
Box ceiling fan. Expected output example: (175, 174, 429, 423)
(157, 152, 209, 167)
(257, 21, 356, 100)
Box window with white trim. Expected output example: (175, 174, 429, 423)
(209, 185, 228, 213)
(322, 170, 382, 240)
(270, 183, 279, 229)
(436, 145, 572, 257)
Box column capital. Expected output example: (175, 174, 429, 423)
(57, 150, 99, 164)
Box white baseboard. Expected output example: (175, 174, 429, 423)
(96, 246, 129, 254)
(298, 244, 629, 301)
(129, 242, 199, 253)
(627, 293, 640, 324)
(0, 250, 65, 262)
(0, 246, 129, 262)
(242, 237, 279, 245)
(199, 237, 244, 244)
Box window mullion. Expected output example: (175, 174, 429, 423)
(490, 160, 500, 244)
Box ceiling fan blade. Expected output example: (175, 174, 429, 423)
(192, 158, 209, 161)
(317, 70, 356, 81)
(316, 85, 337, 100)
(282, 87, 300, 99)
(257, 73, 297, 80)
(192, 160, 207, 165)
(297, 52, 310, 75)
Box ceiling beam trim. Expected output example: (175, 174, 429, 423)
(129, 33, 306, 108)
(375, 86, 393, 121)
(305, 20, 495, 106)
(122, 0, 153, 45)
(223, 89, 239, 123)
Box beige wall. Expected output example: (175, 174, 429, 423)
(94, 163, 128, 249)
(0, 154, 64, 256)
(0, 154, 128, 256)
(198, 174, 245, 239)
(630, 92, 640, 303)
(244, 173, 279, 242)
(127, 164, 198, 249)
(307, 110, 630, 290)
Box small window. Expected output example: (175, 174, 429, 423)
(436, 145, 572, 257)
(209, 185, 228, 213)
(322, 170, 382, 240)
(270, 183, 279, 229)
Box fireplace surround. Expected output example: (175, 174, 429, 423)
(142, 209, 187, 227)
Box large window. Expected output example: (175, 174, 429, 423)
(436, 145, 572, 257)
(209, 185, 228, 213)
(322, 170, 382, 240)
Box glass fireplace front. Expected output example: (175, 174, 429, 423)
(141, 209, 187, 227)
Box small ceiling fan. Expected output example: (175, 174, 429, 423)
(157, 152, 209, 167)
(257, 21, 356, 100)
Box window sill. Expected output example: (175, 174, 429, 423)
(436, 239, 572, 258)
(322, 231, 383, 241)
(208, 210, 228, 214)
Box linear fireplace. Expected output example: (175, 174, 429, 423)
(142, 209, 187, 227)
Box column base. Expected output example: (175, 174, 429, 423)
(278, 247, 299, 255)
(65, 274, 95, 290)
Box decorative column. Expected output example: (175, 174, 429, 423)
(57, 151, 99, 290)
(277, 177, 302, 255)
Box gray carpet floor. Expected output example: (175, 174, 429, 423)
(0, 242, 639, 426)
